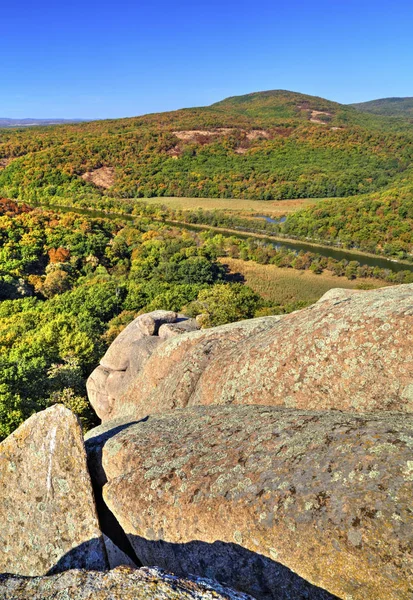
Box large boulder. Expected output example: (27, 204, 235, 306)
(100, 405, 413, 600)
(87, 311, 199, 421)
(99, 315, 282, 422)
(106, 284, 413, 421)
(0, 566, 254, 600)
(0, 405, 107, 576)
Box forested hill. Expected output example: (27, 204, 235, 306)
(1, 89, 413, 203)
(0, 89, 413, 259)
(351, 97, 413, 118)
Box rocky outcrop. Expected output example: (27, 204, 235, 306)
(3, 284, 413, 599)
(98, 284, 413, 422)
(0, 405, 107, 576)
(98, 405, 413, 600)
(91, 315, 282, 422)
(87, 310, 199, 421)
(0, 566, 254, 599)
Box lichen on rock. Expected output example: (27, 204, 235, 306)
(0, 566, 255, 599)
(99, 405, 413, 600)
(102, 285, 413, 421)
(0, 404, 107, 576)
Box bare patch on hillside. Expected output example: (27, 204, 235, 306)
(309, 110, 332, 124)
(171, 128, 274, 157)
(297, 105, 333, 125)
(172, 128, 235, 141)
(167, 145, 182, 159)
(173, 128, 273, 143)
(246, 129, 271, 140)
(81, 167, 115, 189)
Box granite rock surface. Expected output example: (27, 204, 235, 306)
(102, 315, 282, 421)
(87, 311, 199, 420)
(110, 285, 413, 421)
(0, 405, 107, 576)
(0, 566, 254, 600)
(100, 405, 413, 600)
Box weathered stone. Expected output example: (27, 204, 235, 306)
(86, 365, 112, 421)
(107, 316, 281, 421)
(99, 319, 146, 372)
(158, 318, 200, 340)
(115, 284, 413, 420)
(0, 566, 254, 600)
(99, 311, 177, 371)
(137, 310, 178, 336)
(88, 338, 163, 421)
(87, 311, 189, 421)
(101, 406, 413, 600)
(0, 405, 107, 576)
(127, 337, 163, 376)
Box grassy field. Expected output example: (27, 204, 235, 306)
(221, 258, 386, 307)
(141, 196, 328, 216)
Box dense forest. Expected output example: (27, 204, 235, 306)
(0, 90, 412, 260)
(284, 178, 413, 259)
(3, 197, 411, 440)
(0, 200, 262, 439)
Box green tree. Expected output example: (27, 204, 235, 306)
(185, 283, 261, 327)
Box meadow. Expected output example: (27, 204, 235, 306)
(221, 258, 386, 307)
(140, 196, 327, 216)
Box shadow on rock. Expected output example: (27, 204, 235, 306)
(85, 419, 146, 566)
(127, 536, 339, 600)
(46, 538, 108, 575)
(83, 418, 338, 598)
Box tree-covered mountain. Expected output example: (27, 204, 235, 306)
(0, 89, 412, 258)
(1, 89, 412, 202)
(351, 97, 413, 118)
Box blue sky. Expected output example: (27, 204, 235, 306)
(1, 0, 412, 118)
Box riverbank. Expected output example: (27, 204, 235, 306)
(164, 219, 413, 272)
(28, 200, 413, 274)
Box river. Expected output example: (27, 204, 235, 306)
(38, 203, 413, 274)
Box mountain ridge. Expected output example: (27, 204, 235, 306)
(0, 118, 88, 128)
(0, 88, 412, 259)
(350, 96, 413, 117)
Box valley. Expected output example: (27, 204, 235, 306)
(2, 0, 413, 595)
(130, 195, 325, 215)
(1, 89, 412, 262)
(1, 88, 413, 440)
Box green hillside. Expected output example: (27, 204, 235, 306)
(211, 89, 344, 119)
(0, 89, 412, 258)
(1, 89, 413, 203)
(284, 176, 413, 259)
(351, 97, 413, 118)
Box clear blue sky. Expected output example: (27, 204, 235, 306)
(1, 0, 412, 119)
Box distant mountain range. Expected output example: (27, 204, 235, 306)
(0, 118, 88, 128)
(351, 97, 413, 117)
(1, 95, 412, 127)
